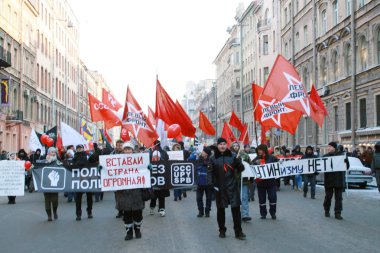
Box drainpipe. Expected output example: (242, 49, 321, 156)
(350, 0, 357, 148)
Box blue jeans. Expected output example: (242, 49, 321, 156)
(241, 184, 250, 218)
(174, 189, 182, 199)
(295, 174, 303, 189)
(303, 174, 316, 197)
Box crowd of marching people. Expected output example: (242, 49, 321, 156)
(2, 138, 380, 241)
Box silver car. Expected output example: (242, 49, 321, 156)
(316, 157, 373, 188)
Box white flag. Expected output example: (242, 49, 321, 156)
(61, 122, 88, 147)
(29, 129, 45, 155)
(156, 119, 168, 148)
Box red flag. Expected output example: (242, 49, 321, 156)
(262, 55, 313, 115)
(252, 83, 301, 135)
(120, 125, 131, 142)
(88, 93, 121, 128)
(56, 134, 63, 156)
(148, 106, 157, 127)
(155, 79, 196, 137)
(238, 123, 249, 145)
(221, 122, 237, 146)
(102, 88, 122, 111)
(122, 86, 158, 147)
(310, 85, 328, 126)
(229, 111, 245, 132)
(260, 124, 269, 145)
(199, 111, 216, 136)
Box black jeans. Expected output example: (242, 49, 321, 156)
(123, 210, 143, 225)
(323, 187, 343, 214)
(75, 192, 93, 216)
(257, 185, 277, 217)
(196, 186, 212, 214)
(217, 206, 242, 234)
(150, 197, 165, 210)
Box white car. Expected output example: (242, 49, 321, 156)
(316, 157, 373, 188)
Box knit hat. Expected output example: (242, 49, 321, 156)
(122, 141, 134, 149)
(203, 147, 212, 156)
(217, 138, 227, 145)
(47, 147, 57, 154)
(76, 144, 84, 150)
(256, 144, 268, 154)
(328, 142, 337, 150)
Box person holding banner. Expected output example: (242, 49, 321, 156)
(252, 144, 279, 220)
(209, 138, 246, 240)
(323, 142, 345, 220)
(7, 152, 18, 204)
(43, 147, 60, 221)
(116, 141, 144, 240)
(301, 146, 318, 199)
(112, 140, 125, 218)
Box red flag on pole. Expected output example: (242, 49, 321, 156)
(260, 124, 270, 145)
(122, 86, 158, 147)
(148, 106, 157, 127)
(88, 93, 121, 129)
(175, 100, 196, 137)
(252, 83, 301, 135)
(229, 111, 245, 132)
(199, 111, 216, 136)
(120, 125, 131, 142)
(56, 134, 63, 156)
(102, 88, 122, 111)
(221, 122, 237, 146)
(238, 123, 249, 145)
(310, 84, 328, 117)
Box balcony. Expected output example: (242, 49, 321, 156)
(257, 19, 271, 32)
(0, 46, 11, 68)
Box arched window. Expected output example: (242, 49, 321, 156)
(345, 44, 352, 76)
(321, 10, 327, 34)
(333, 1, 338, 25)
(320, 57, 327, 85)
(332, 50, 339, 81)
(264, 9, 269, 25)
(359, 36, 367, 71)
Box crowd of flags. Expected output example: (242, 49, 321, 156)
(29, 54, 329, 153)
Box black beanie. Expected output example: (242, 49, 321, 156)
(217, 138, 227, 145)
(256, 144, 268, 154)
(203, 147, 212, 156)
(328, 142, 337, 150)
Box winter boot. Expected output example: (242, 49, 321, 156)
(149, 207, 155, 215)
(46, 209, 52, 221)
(88, 211, 93, 219)
(159, 208, 166, 217)
(124, 224, 134, 240)
(134, 221, 142, 239)
(235, 231, 246, 240)
(53, 207, 58, 220)
(197, 208, 204, 217)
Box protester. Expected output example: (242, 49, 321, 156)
(244, 144, 256, 201)
(323, 142, 346, 220)
(283, 149, 292, 185)
(362, 146, 373, 168)
(252, 144, 279, 220)
(112, 139, 125, 218)
(42, 147, 60, 221)
(116, 141, 144, 240)
(172, 143, 183, 201)
(150, 140, 170, 217)
(1, 150, 7, 160)
(64, 149, 76, 202)
(7, 152, 18, 204)
(89, 143, 103, 202)
(371, 142, 380, 193)
(209, 138, 246, 240)
(292, 145, 303, 191)
(302, 146, 317, 199)
(195, 146, 213, 217)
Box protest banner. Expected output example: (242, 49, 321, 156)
(0, 161, 25, 196)
(99, 153, 151, 191)
(247, 155, 347, 179)
(32, 161, 101, 192)
(151, 161, 196, 189)
(167, 151, 184, 161)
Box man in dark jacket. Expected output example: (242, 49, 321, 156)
(196, 146, 213, 217)
(323, 142, 345, 220)
(302, 146, 318, 199)
(73, 144, 93, 221)
(209, 138, 246, 240)
(252, 144, 279, 220)
(371, 142, 380, 193)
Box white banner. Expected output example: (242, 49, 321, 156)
(167, 151, 184, 161)
(0, 161, 25, 196)
(61, 122, 88, 147)
(29, 129, 45, 156)
(243, 155, 346, 179)
(99, 153, 151, 191)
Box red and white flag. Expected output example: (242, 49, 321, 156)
(88, 93, 121, 129)
(102, 88, 122, 111)
(253, 83, 301, 135)
(122, 86, 158, 147)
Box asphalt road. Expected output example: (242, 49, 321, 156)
(0, 184, 379, 253)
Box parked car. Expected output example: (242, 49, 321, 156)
(316, 157, 373, 188)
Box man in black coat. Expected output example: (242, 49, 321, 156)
(323, 142, 345, 220)
(209, 138, 246, 240)
(252, 144, 279, 220)
(302, 146, 318, 199)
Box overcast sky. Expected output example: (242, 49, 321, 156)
(68, 0, 251, 111)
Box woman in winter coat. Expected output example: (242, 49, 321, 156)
(116, 141, 144, 241)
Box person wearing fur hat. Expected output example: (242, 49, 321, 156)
(209, 138, 246, 240)
(323, 142, 346, 220)
(252, 144, 279, 220)
(301, 146, 318, 199)
(115, 141, 145, 240)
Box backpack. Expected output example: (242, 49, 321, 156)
(197, 164, 208, 186)
(373, 153, 380, 169)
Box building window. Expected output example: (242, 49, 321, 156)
(263, 35, 268, 55)
(359, 98, 367, 128)
(377, 28, 380, 64)
(320, 57, 327, 85)
(295, 32, 300, 52)
(345, 44, 352, 76)
(321, 10, 327, 34)
(296, 0, 299, 13)
(264, 8, 269, 24)
(333, 1, 338, 25)
(236, 99, 241, 113)
(263, 67, 269, 83)
(359, 36, 367, 71)
(332, 50, 338, 81)
(376, 95, 380, 126)
(302, 68, 309, 91)
(13, 48, 17, 69)
(284, 8, 288, 25)
(346, 0, 351, 16)
(334, 106, 339, 131)
(285, 42, 288, 57)
(236, 77, 240, 89)
(345, 102, 351, 130)
(303, 26, 308, 46)
(359, 0, 365, 8)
